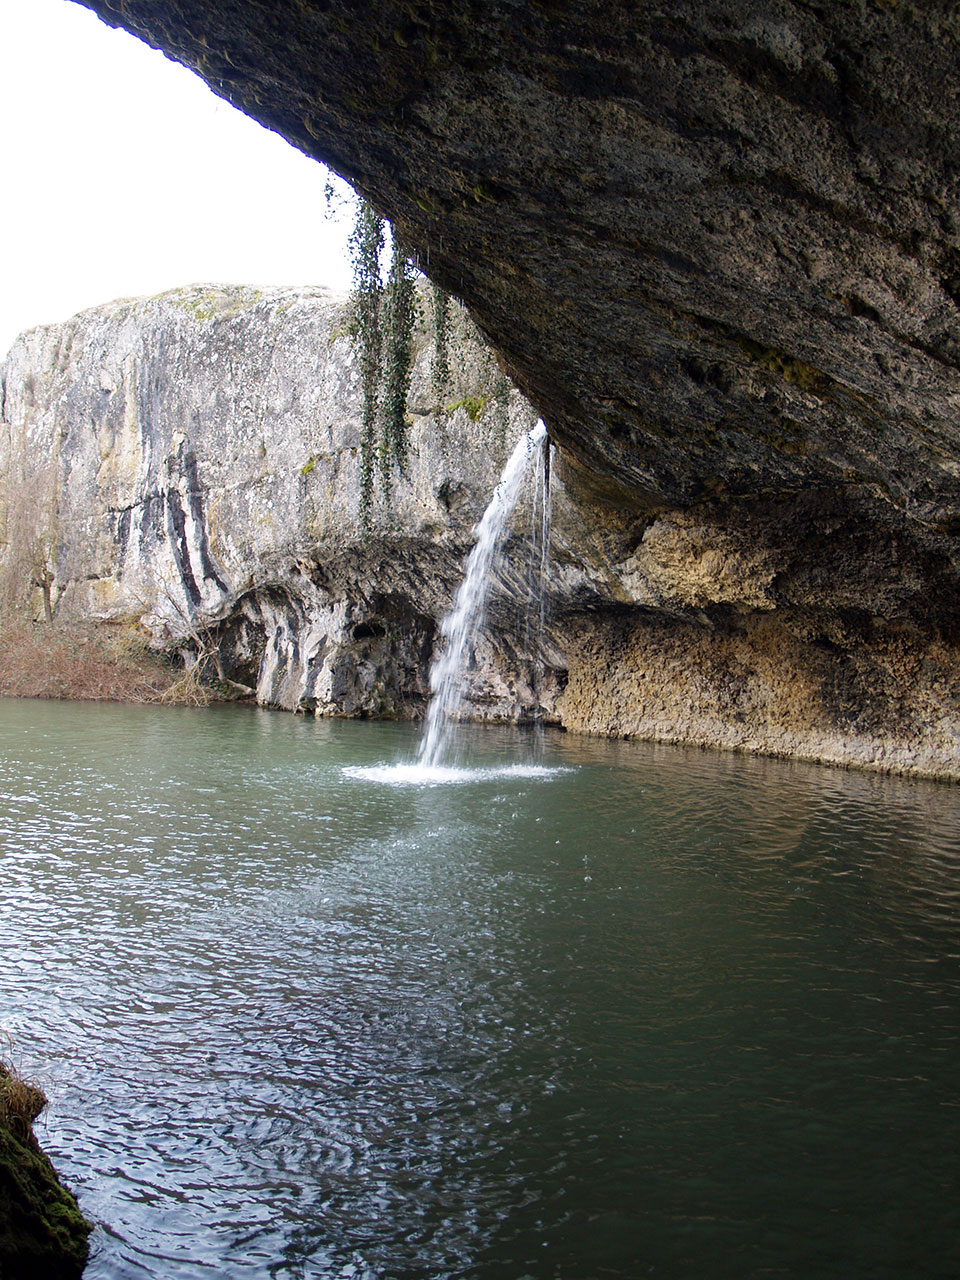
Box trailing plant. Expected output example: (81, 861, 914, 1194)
(346, 195, 523, 519)
(379, 234, 417, 497)
(431, 283, 451, 426)
(348, 199, 420, 520)
(348, 200, 385, 522)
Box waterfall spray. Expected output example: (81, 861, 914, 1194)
(418, 420, 548, 768)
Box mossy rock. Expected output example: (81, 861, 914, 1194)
(0, 1067, 91, 1280)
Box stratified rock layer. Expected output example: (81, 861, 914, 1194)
(72, 6, 960, 540)
(0, 285, 548, 721)
(2, 287, 959, 776)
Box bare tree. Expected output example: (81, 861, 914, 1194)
(140, 569, 254, 702)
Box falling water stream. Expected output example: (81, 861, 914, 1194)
(416, 420, 548, 771)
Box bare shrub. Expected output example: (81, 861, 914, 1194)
(0, 458, 60, 623)
(0, 617, 253, 706)
(0, 619, 174, 702)
(141, 572, 255, 702)
(0, 1056, 46, 1143)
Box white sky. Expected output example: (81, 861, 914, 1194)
(1, 0, 356, 359)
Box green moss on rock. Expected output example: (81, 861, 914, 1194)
(446, 394, 489, 421)
(0, 1063, 91, 1280)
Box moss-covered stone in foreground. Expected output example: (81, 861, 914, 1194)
(0, 1064, 91, 1280)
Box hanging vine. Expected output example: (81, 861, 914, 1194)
(379, 235, 417, 495)
(348, 200, 385, 522)
(346, 195, 522, 521)
(431, 283, 451, 427)
(348, 198, 423, 521)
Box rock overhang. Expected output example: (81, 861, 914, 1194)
(73, 1, 960, 513)
(54, 1, 960, 772)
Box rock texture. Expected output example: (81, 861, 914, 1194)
(3, 286, 960, 776)
(0, 285, 549, 721)
(59, 0, 960, 776)
(0, 1062, 91, 1280)
(71, 6, 960, 516)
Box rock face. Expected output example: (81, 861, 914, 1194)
(60, 1, 960, 776)
(0, 1062, 91, 1280)
(0, 285, 550, 722)
(3, 285, 960, 776)
(71, 7, 960, 525)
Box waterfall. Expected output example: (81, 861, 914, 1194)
(525, 427, 552, 713)
(418, 420, 548, 768)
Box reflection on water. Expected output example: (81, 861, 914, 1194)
(1, 698, 959, 1278)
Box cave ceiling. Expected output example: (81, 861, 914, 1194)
(76, 1, 960, 539)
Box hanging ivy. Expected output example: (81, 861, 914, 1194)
(346, 195, 521, 521)
(348, 199, 422, 521)
(379, 235, 417, 494)
(431, 283, 451, 426)
(348, 200, 385, 522)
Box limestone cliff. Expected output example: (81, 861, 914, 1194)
(2, 286, 959, 778)
(0, 285, 551, 721)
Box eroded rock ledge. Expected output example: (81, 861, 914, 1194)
(1, 286, 959, 777)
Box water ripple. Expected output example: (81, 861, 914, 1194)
(2, 701, 960, 1277)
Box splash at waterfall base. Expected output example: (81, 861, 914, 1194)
(347, 421, 566, 784)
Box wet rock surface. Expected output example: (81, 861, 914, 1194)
(0, 1062, 91, 1280)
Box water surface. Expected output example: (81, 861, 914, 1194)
(1, 698, 959, 1278)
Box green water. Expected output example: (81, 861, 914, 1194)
(1, 697, 958, 1278)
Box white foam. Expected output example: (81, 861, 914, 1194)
(342, 762, 573, 787)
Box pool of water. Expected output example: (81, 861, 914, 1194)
(1, 697, 959, 1278)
